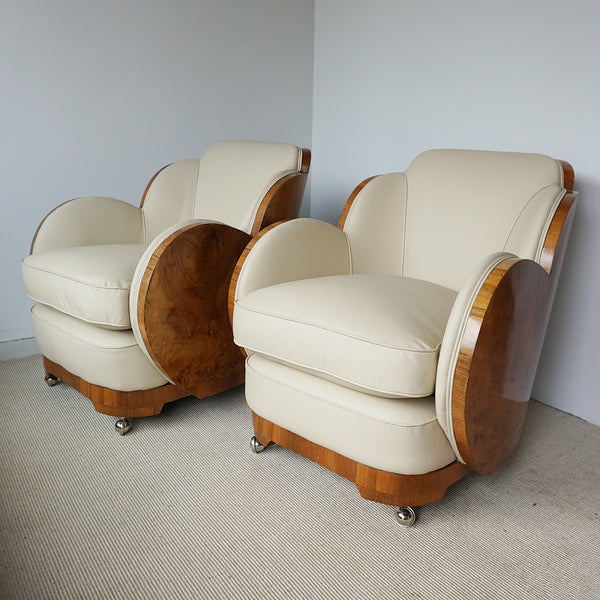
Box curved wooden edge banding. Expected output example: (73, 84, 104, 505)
(136, 222, 251, 398)
(252, 412, 470, 507)
(337, 175, 378, 230)
(250, 149, 311, 236)
(559, 160, 574, 192)
(43, 356, 188, 418)
(452, 179, 578, 475)
(539, 192, 578, 275)
(139, 163, 171, 208)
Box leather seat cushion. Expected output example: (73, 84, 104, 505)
(246, 354, 457, 475)
(234, 274, 457, 398)
(31, 304, 167, 391)
(22, 244, 145, 329)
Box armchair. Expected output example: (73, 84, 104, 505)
(22, 140, 310, 433)
(230, 149, 577, 526)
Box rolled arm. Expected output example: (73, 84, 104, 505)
(436, 189, 578, 476)
(31, 196, 143, 254)
(130, 219, 252, 398)
(436, 253, 554, 475)
(230, 218, 351, 310)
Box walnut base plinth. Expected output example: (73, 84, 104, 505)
(252, 412, 470, 508)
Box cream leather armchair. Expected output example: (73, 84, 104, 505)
(22, 140, 310, 434)
(230, 149, 577, 526)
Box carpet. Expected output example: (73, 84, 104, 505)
(1, 355, 599, 599)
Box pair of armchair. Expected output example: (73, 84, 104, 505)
(23, 145, 576, 526)
(22, 140, 310, 434)
(230, 149, 577, 526)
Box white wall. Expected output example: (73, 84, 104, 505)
(312, 0, 600, 425)
(0, 0, 314, 342)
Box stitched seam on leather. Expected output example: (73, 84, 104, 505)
(31, 304, 132, 336)
(240, 344, 434, 397)
(247, 357, 438, 423)
(23, 265, 134, 291)
(534, 188, 566, 263)
(236, 304, 442, 352)
(503, 184, 559, 256)
(344, 231, 354, 274)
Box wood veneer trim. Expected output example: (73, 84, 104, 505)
(135, 222, 251, 398)
(337, 176, 378, 230)
(539, 192, 578, 275)
(43, 356, 188, 417)
(252, 412, 470, 507)
(559, 160, 575, 192)
(451, 257, 557, 474)
(139, 163, 171, 208)
(451, 162, 578, 475)
(250, 148, 311, 236)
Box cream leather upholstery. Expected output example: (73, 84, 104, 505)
(232, 149, 575, 510)
(22, 141, 310, 425)
(235, 274, 456, 398)
(246, 354, 457, 475)
(23, 244, 146, 329)
(31, 304, 168, 391)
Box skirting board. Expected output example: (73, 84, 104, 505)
(0, 337, 40, 361)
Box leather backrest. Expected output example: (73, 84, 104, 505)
(342, 149, 566, 291)
(142, 159, 200, 244)
(141, 141, 303, 244)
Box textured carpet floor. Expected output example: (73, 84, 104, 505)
(1, 355, 599, 599)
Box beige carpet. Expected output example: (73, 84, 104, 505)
(1, 354, 599, 599)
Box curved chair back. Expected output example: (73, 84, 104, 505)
(142, 141, 306, 244)
(340, 149, 568, 291)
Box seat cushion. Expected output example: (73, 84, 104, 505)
(22, 244, 145, 329)
(31, 303, 167, 391)
(233, 274, 457, 398)
(246, 354, 457, 475)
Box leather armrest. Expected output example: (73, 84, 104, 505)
(229, 218, 351, 309)
(31, 196, 143, 254)
(436, 191, 578, 476)
(436, 253, 554, 475)
(130, 219, 251, 398)
(435, 252, 518, 460)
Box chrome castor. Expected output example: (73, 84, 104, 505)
(44, 375, 59, 387)
(115, 418, 132, 436)
(395, 506, 416, 527)
(250, 436, 265, 453)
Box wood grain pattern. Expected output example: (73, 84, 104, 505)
(452, 189, 578, 475)
(253, 413, 470, 507)
(337, 175, 378, 230)
(136, 222, 251, 399)
(43, 357, 189, 417)
(250, 149, 311, 235)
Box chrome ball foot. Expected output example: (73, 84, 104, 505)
(44, 375, 59, 387)
(115, 418, 132, 436)
(395, 506, 416, 527)
(250, 435, 265, 453)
